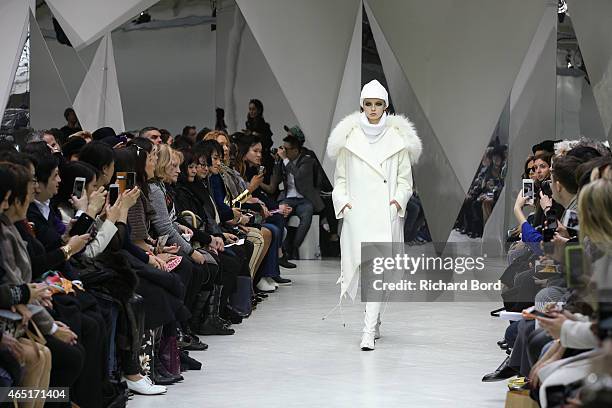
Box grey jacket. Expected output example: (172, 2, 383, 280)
(0, 215, 56, 334)
(149, 182, 194, 255)
(278, 152, 325, 212)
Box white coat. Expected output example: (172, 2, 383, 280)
(326, 111, 422, 301)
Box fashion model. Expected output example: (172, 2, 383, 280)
(326, 80, 422, 350)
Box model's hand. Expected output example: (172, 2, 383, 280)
(389, 200, 400, 211)
(341, 203, 352, 214)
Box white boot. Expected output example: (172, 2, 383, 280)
(360, 332, 375, 351)
(374, 318, 381, 340)
(361, 302, 382, 350)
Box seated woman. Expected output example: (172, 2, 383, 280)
(113, 142, 200, 389)
(0, 163, 52, 404)
(206, 137, 289, 293)
(0, 160, 86, 405)
(234, 134, 294, 284)
(203, 131, 269, 278)
(52, 161, 126, 258)
(148, 144, 235, 334)
(173, 149, 259, 319)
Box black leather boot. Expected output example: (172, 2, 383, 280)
(195, 285, 235, 335)
(189, 291, 209, 334)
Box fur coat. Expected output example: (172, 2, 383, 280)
(326, 111, 422, 300)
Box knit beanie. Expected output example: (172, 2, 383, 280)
(359, 79, 388, 108)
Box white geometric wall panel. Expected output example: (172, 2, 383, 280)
(46, 0, 159, 50)
(367, 0, 548, 192)
(236, 0, 361, 160)
(0, 0, 29, 111)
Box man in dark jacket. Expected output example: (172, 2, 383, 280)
(277, 132, 324, 259)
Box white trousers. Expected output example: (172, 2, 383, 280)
(363, 302, 382, 333)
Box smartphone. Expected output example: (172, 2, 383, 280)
(115, 172, 127, 193)
(73, 177, 86, 199)
(565, 245, 586, 289)
(522, 179, 534, 201)
(258, 165, 265, 175)
(126, 172, 136, 190)
(534, 259, 560, 279)
(562, 210, 579, 231)
(69, 213, 95, 236)
(109, 184, 120, 206)
(156, 234, 169, 254)
(521, 307, 553, 319)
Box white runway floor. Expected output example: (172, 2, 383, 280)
(130, 259, 510, 408)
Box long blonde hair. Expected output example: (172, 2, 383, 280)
(578, 171, 612, 252)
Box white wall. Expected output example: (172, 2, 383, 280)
(112, 23, 216, 133)
(216, 1, 299, 147)
(31, 0, 216, 134)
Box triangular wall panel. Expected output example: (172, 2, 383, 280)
(367, 0, 547, 192)
(236, 0, 361, 161)
(364, 1, 464, 243)
(567, 0, 612, 142)
(30, 13, 74, 130)
(73, 33, 125, 132)
(46, 0, 159, 50)
(482, 4, 557, 254)
(0, 0, 29, 111)
(322, 5, 362, 179)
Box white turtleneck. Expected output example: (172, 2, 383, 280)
(360, 112, 388, 143)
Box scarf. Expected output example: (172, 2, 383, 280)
(360, 112, 388, 142)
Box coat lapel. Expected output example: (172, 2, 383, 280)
(344, 128, 405, 178)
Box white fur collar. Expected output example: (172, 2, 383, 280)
(326, 111, 422, 164)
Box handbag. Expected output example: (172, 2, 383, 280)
(0, 309, 25, 339)
(0, 305, 45, 339)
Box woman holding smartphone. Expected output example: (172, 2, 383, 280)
(326, 80, 422, 350)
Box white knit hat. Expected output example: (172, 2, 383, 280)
(360, 79, 388, 108)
